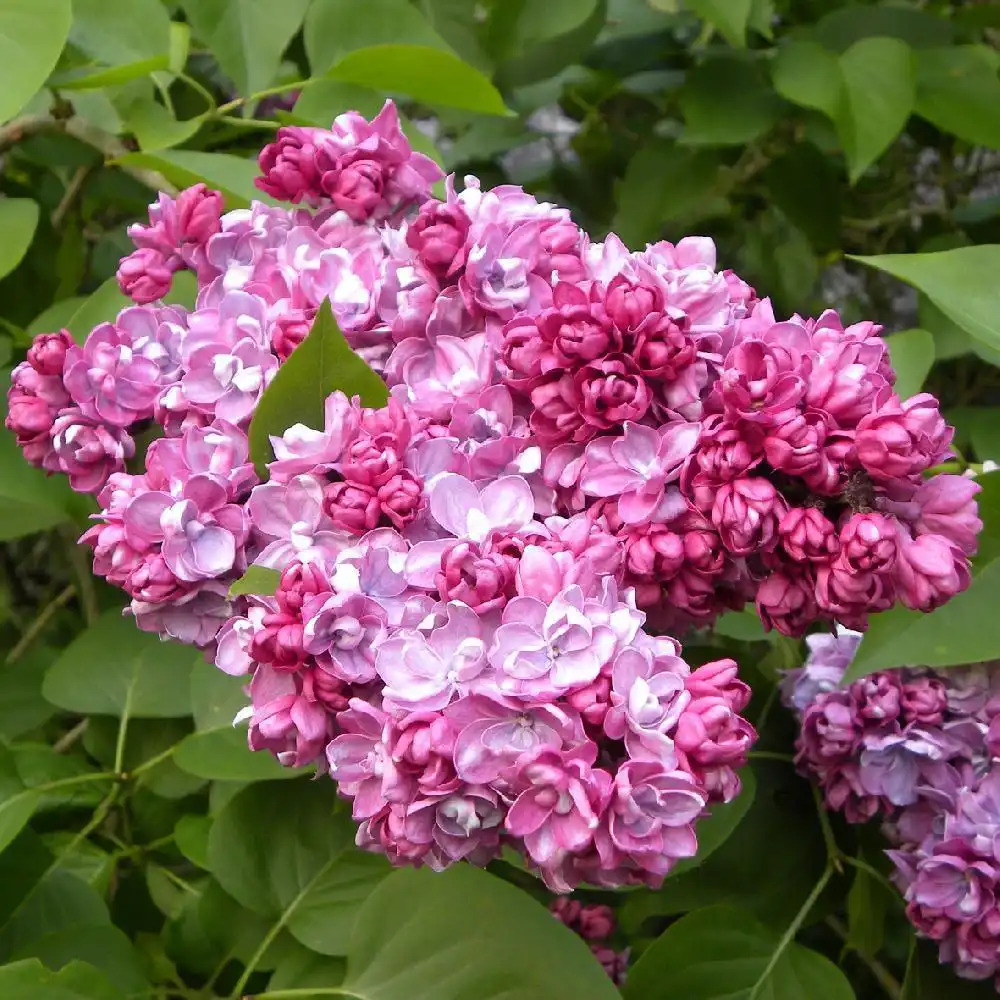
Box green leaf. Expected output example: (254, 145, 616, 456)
(0, 199, 38, 280)
(28, 297, 87, 337)
(0, 647, 57, 740)
(771, 40, 843, 121)
(173, 815, 211, 869)
(268, 939, 346, 991)
(69, 0, 170, 65)
(0, 959, 124, 1000)
(229, 565, 281, 598)
(42, 610, 195, 717)
(293, 79, 386, 122)
(809, 4, 952, 53)
(623, 905, 855, 1000)
(845, 858, 891, 960)
(249, 299, 388, 479)
(837, 37, 915, 183)
(902, 939, 996, 1000)
(613, 140, 723, 248)
(620, 763, 827, 934)
(52, 56, 170, 90)
(64, 279, 131, 343)
(207, 781, 390, 955)
(340, 865, 620, 1000)
(328, 44, 510, 116)
(125, 100, 203, 151)
(679, 59, 783, 147)
(175, 729, 299, 782)
(887, 328, 935, 400)
(666, 768, 756, 878)
(116, 150, 268, 208)
(851, 246, 1000, 351)
(762, 143, 842, 253)
(0, 383, 76, 539)
(686, 0, 751, 48)
(0, 0, 72, 125)
(915, 46, 1000, 149)
(305, 0, 451, 74)
(180, 0, 311, 97)
(0, 748, 38, 856)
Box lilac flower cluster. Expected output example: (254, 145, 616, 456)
(786, 634, 1000, 986)
(6, 98, 976, 888)
(550, 898, 629, 984)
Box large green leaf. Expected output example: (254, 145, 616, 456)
(69, 0, 171, 66)
(679, 59, 783, 146)
(771, 40, 843, 120)
(180, 0, 311, 97)
(248, 299, 389, 478)
(887, 328, 935, 400)
(915, 46, 1000, 149)
(116, 150, 268, 208)
(0, 747, 39, 856)
(686, 0, 751, 47)
(613, 140, 724, 248)
(305, 0, 451, 74)
(902, 940, 996, 1000)
(0, 0, 72, 125)
(340, 865, 620, 1000)
(64, 279, 131, 343)
(0, 959, 124, 1000)
(207, 781, 389, 955)
(0, 199, 38, 280)
(327, 45, 510, 116)
(623, 905, 855, 1000)
(851, 246, 1000, 350)
(42, 610, 195, 717)
(837, 37, 915, 183)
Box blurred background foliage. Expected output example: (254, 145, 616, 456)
(1, 1, 1000, 998)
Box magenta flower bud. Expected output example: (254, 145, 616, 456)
(695, 416, 763, 483)
(604, 274, 662, 334)
(578, 904, 616, 942)
(574, 356, 650, 430)
(436, 541, 516, 613)
(6, 387, 56, 441)
(686, 659, 751, 713)
(855, 393, 953, 481)
(529, 372, 586, 446)
(675, 693, 755, 768)
(815, 558, 893, 625)
(377, 470, 424, 529)
(50, 409, 134, 494)
(711, 476, 786, 555)
(756, 568, 819, 637)
(778, 507, 839, 564)
(682, 521, 725, 575)
(893, 531, 971, 612)
(799, 691, 859, 763)
(540, 286, 621, 368)
(249, 610, 307, 671)
(26, 329, 74, 376)
(911, 475, 982, 557)
(839, 512, 897, 574)
(300, 665, 350, 713)
(323, 480, 382, 534)
(900, 676, 948, 725)
(276, 559, 332, 616)
(406, 200, 470, 280)
(763, 410, 834, 487)
(322, 158, 385, 221)
(174, 183, 223, 244)
(271, 309, 315, 362)
(623, 523, 685, 581)
(591, 946, 629, 986)
(257, 125, 326, 204)
(564, 673, 612, 728)
(500, 315, 550, 384)
(851, 672, 902, 722)
(124, 552, 187, 604)
(117, 247, 175, 304)
(341, 434, 403, 488)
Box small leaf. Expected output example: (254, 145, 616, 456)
(0, 959, 125, 1000)
(887, 328, 935, 400)
(229, 565, 281, 598)
(125, 100, 204, 152)
(328, 44, 510, 116)
(42, 611, 195, 717)
(846, 858, 891, 960)
(175, 729, 300, 782)
(249, 299, 389, 479)
(686, 0, 752, 48)
(0, 0, 72, 125)
(837, 37, 915, 183)
(116, 150, 269, 208)
(679, 59, 783, 147)
(851, 246, 1000, 351)
(174, 815, 211, 869)
(0, 199, 38, 280)
(623, 905, 855, 1000)
(771, 40, 843, 121)
(180, 0, 312, 98)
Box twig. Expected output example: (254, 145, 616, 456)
(51, 164, 94, 229)
(53, 718, 89, 754)
(826, 915, 902, 1000)
(5, 583, 75, 664)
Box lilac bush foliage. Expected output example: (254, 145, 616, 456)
(6, 100, 980, 893)
(786, 633, 1000, 986)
